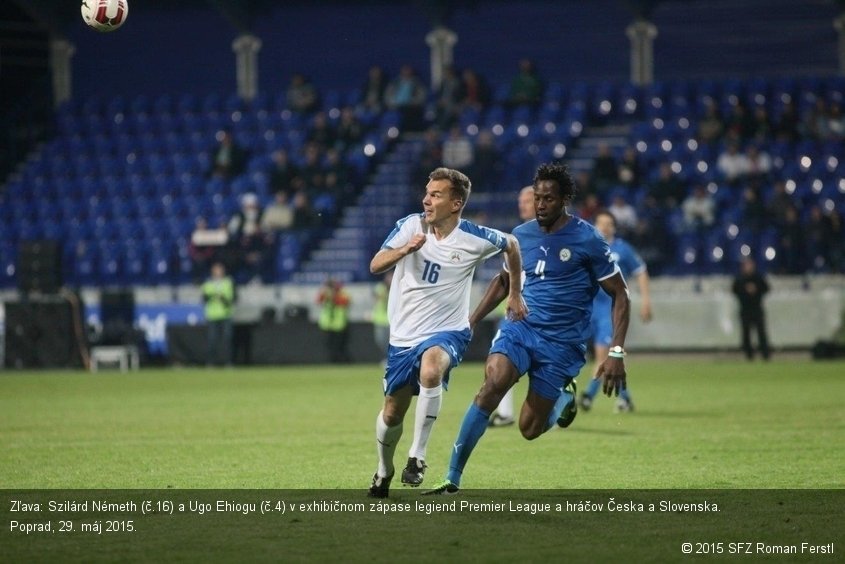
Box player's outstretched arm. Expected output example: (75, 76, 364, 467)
(502, 235, 527, 321)
(596, 272, 631, 396)
(469, 271, 509, 331)
(369, 234, 426, 274)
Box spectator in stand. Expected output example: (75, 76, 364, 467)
(717, 142, 750, 185)
(442, 126, 474, 170)
(324, 148, 351, 204)
(590, 142, 618, 196)
(260, 191, 294, 234)
(778, 205, 806, 274)
(577, 193, 601, 223)
(361, 65, 388, 113)
(413, 128, 444, 185)
(227, 192, 269, 282)
(741, 185, 768, 233)
(750, 106, 772, 143)
(189, 216, 226, 283)
(767, 180, 795, 228)
(745, 144, 772, 182)
(210, 129, 246, 179)
(435, 65, 463, 129)
(827, 103, 845, 140)
(300, 143, 325, 193)
(617, 146, 642, 189)
(649, 162, 685, 208)
(308, 111, 336, 151)
(268, 149, 300, 197)
(471, 129, 500, 190)
(607, 195, 638, 237)
(335, 107, 363, 151)
(807, 207, 843, 271)
(681, 185, 716, 232)
(774, 99, 801, 142)
(385, 64, 428, 132)
(725, 101, 755, 142)
(506, 59, 543, 107)
(459, 68, 490, 112)
(802, 99, 831, 141)
(698, 98, 724, 145)
(291, 190, 319, 231)
(287, 72, 319, 114)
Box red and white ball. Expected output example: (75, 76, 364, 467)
(81, 0, 129, 33)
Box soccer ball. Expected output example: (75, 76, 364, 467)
(81, 0, 129, 32)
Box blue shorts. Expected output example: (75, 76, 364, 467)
(489, 320, 586, 401)
(383, 329, 472, 396)
(590, 300, 613, 347)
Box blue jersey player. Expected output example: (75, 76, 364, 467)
(425, 163, 631, 494)
(580, 210, 652, 413)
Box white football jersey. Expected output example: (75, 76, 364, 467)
(382, 213, 508, 347)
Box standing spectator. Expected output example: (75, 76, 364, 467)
(649, 162, 685, 208)
(441, 126, 474, 170)
(202, 262, 235, 366)
(286, 73, 319, 114)
(372, 271, 393, 366)
(732, 258, 771, 361)
(682, 185, 716, 232)
(459, 68, 489, 112)
(385, 64, 428, 132)
(590, 143, 618, 196)
(617, 146, 642, 189)
(260, 191, 294, 233)
(506, 58, 543, 107)
(607, 195, 638, 237)
(317, 278, 351, 363)
(268, 149, 300, 196)
(697, 99, 724, 145)
(361, 65, 388, 113)
(210, 130, 246, 179)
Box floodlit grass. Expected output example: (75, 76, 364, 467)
(1, 359, 842, 490)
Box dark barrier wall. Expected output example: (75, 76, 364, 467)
(4, 299, 84, 369)
(167, 319, 498, 366)
(66, 0, 838, 99)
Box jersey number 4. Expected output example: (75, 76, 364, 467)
(422, 260, 441, 283)
(534, 259, 546, 280)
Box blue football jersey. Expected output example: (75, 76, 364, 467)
(594, 237, 646, 310)
(512, 217, 618, 343)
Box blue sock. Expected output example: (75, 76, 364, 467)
(584, 377, 601, 400)
(544, 389, 573, 431)
(620, 388, 632, 403)
(446, 403, 490, 487)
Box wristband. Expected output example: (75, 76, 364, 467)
(608, 345, 626, 359)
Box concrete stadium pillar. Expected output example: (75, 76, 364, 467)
(232, 34, 262, 102)
(835, 14, 845, 75)
(425, 26, 458, 90)
(49, 38, 75, 108)
(626, 18, 658, 85)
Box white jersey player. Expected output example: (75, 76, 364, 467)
(367, 167, 526, 498)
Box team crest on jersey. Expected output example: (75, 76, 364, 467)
(449, 251, 462, 263)
(559, 248, 572, 262)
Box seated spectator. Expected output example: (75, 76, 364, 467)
(725, 101, 755, 142)
(385, 64, 428, 131)
(741, 185, 768, 233)
(607, 195, 638, 237)
(681, 185, 716, 232)
(435, 65, 462, 128)
(767, 180, 796, 228)
(324, 148, 351, 203)
(745, 144, 772, 182)
(716, 142, 750, 185)
(802, 98, 831, 140)
(413, 127, 443, 183)
(299, 143, 325, 192)
(506, 59, 543, 107)
(577, 194, 601, 223)
(778, 205, 806, 274)
(286, 73, 319, 114)
(697, 98, 724, 145)
(805, 206, 843, 271)
(750, 106, 772, 142)
(827, 103, 845, 140)
(648, 162, 685, 208)
(442, 126, 474, 170)
(459, 68, 490, 112)
(268, 149, 300, 196)
(360, 65, 388, 113)
(210, 129, 246, 179)
(774, 99, 800, 142)
(591, 143, 618, 196)
(227, 193, 269, 281)
(261, 191, 294, 233)
(471, 129, 500, 190)
(308, 112, 337, 151)
(617, 146, 642, 189)
(189, 216, 227, 283)
(291, 190, 319, 231)
(335, 107, 363, 151)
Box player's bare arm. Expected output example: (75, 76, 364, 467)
(502, 235, 528, 321)
(369, 234, 427, 274)
(468, 271, 509, 331)
(596, 272, 630, 397)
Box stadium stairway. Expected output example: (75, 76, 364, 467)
(290, 134, 428, 283)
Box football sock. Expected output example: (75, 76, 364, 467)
(584, 377, 601, 400)
(446, 403, 490, 487)
(496, 387, 515, 420)
(545, 388, 573, 431)
(408, 384, 442, 460)
(619, 388, 632, 404)
(376, 410, 403, 478)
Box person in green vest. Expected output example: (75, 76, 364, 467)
(202, 262, 235, 366)
(317, 278, 351, 363)
(372, 271, 393, 365)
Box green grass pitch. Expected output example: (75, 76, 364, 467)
(1, 358, 843, 489)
